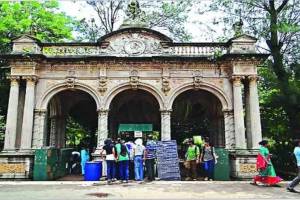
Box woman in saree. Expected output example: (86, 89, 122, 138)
(253, 140, 282, 186)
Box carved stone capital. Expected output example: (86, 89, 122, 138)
(222, 109, 234, 115)
(34, 109, 47, 116)
(248, 75, 259, 83)
(23, 75, 38, 85)
(97, 108, 109, 115)
(7, 75, 20, 86)
(231, 75, 244, 86)
(160, 109, 172, 115)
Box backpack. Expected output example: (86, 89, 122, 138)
(120, 144, 128, 157)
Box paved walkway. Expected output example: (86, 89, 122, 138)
(0, 181, 299, 199)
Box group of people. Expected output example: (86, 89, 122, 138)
(252, 139, 300, 193)
(100, 135, 157, 184)
(184, 137, 217, 181)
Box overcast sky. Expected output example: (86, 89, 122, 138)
(59, 0, 225, 42)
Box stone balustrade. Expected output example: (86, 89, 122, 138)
(41, 43, 229, 57)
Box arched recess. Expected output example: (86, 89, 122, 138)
(36, 82, 100, 149)
(167, 82, 231, 111)
(169, 82, 230, 156)
(105, 83, 163, 140)
(103, 82, 165, 110)
(37, 82, 101, 111)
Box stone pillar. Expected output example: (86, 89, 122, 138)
(49, 117, 57, 147)
(223, 109, 235, 149)
(161, 110, 171, 141)
(245, 82, 252, 148)
(97, 109, 109, 147)
(20, 76, 37, 150)
(3, 76, 20, 150)
(232, 76, 246, 149)
(248, 75, 262, 149)
(32, 109, 47, 148)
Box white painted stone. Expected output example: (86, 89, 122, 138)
(232, 76, 246, 149)
(20, 77, 37, 150)
(249, 76, 262, 149)
(4, 77, 20, 150)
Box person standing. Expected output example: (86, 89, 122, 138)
(133, 138, 145, 181)
(287, 139, 300, 192)
(200, 138, 217, 181)
(125, 140, 135, 180)
(80, 146, 90, 176)
(100, 138, 116, 184)
(145, 135, 157, 182)
(115, 139, 130, 183)
(253, 140, 282, 186)
(185, 139, 200, 181)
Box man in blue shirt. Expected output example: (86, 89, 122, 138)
(144, 135, 157, 182)
(287, 139, 300, 192)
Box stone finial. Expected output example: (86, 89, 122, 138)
(233, 19, 244, 37)
(120, 0, 148, 29)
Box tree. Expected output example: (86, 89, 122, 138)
(200, 0, 300, 139)
(0, 0, 77, 147)
(78, 0, 192, 42)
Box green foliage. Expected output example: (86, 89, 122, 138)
(79, 0, 192, 42)
(65, 117, 90, 148)
(0, 0, 77, 126)
(0, 0, 76, 48)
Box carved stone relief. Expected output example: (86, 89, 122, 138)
(129, 70, 139, 89)
(161, 77, 171, 95)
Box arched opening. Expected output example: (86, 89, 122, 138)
(171, 90, 224, 150)
(46, 89, 98, 150)
(108, 89, 161, 140)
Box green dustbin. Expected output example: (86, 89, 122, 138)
(33, 148, 59, 181)
(214, 148, 230, 181)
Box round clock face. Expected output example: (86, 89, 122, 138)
(124, 40, 146, 55)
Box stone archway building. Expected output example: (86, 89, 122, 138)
(0, 27, 267, 180)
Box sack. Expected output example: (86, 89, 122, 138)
(193, 136, 203, 146)
(256, 153, 267, 171)
(120, 144, 128, 157)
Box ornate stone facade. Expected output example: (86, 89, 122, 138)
(0, 27, 268, 180)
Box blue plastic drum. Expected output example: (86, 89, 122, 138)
(84, 161, 102, 181)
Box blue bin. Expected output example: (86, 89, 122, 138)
(84, 161, 102, 181)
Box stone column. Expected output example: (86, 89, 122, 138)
(232, 76, 246, 149)
(97, 109, 109, 147)
(32, 109, 47, 148)
(161, 110, 172, 141)
(20, 76, 37, 150)
(223, 109, 235, 149)
(49, 117, 57, 147)
(3, 76, 20, 150)
(245, 82, 252, 148)
(248, 75, 262, 149)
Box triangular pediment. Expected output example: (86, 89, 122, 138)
(12, 35, 40, 43)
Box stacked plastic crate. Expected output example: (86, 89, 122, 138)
(156, 140, 181, 180)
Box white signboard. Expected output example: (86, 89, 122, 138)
(134, 131, 143, 138)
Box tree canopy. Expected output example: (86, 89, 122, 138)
(77, 0, 192, 42)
